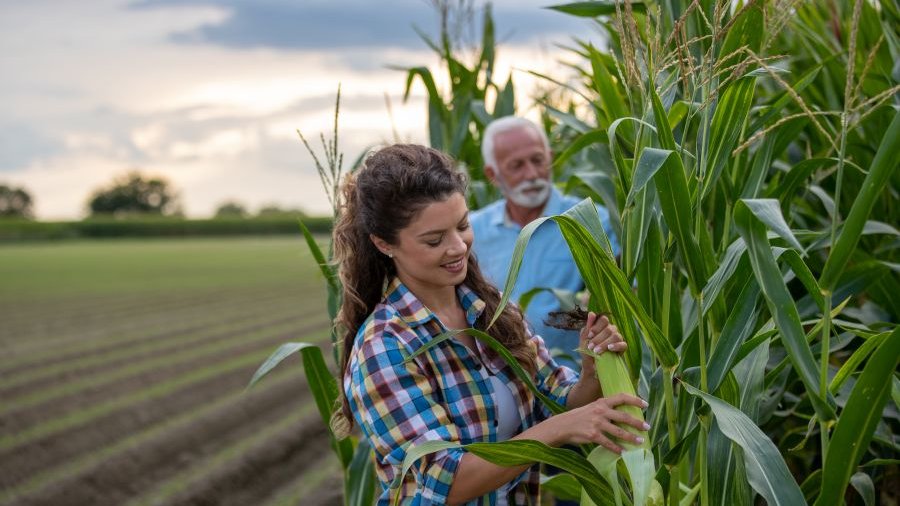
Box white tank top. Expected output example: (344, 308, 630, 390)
(488, 373, 519, 506)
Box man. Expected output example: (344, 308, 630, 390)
(471, 116, 619, 369)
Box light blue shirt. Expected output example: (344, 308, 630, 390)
(470, 187, 619, 369)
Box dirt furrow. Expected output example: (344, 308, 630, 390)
(0, 285, 306, 363)
(0, 307, 316, 403)
(1, 316, 329, 433)
(0, 337, 331, 484)
(5, 369, 325, 506)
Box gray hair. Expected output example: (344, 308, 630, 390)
(481, 116, 551, 170)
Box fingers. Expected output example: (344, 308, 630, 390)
(601, 418, 645, 445)
(605, 408, 652, 434)
(585, 315, 626, 354)
(605, 392, 650, 410)
(593, 434, 623, 454)
(580, 312, 599, 341)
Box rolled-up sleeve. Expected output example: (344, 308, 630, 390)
(347, 328, 463, 504)
(529, 331, 580, 420)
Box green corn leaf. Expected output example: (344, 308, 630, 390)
(777, 249, 826, 312)
(645, 147, 707, 295)
(707, 420, 749, 506)
(704, 76, 757, 199)
(849, 472, 876, 506)
(627, 146, 668, 207)
(718, 3, 763, 73)
(683, 383, 807, 506)
(621, 448, 658, 506)
(738, 199, 804, 252)
(247, 343, 354, 467)
(494, 76, 516, 117)
(517, 286, 576, 313)
(707, 281, 761, 392)
(346, 439, 377, 506)
(734, 199, 836, 420)
(816, 328, 900, 506)
(391, 440, 460, 489)
(540, 473, 582, 502)
(552, 129, 608, 171)
(465, 440, 614, 505)
(587, 45, 630, 133)
(585, 445, 622, 506)
(299, 219, 337, 292)
(489, 198, 677, 369)
(545, 1, 646, 17)
(649, 84, 677, 151)
(820, 112, 900, 291)
(702, 238, 747, 314)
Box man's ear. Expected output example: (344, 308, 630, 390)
(484, 166, 498, 185)
(369, 234, 392, 256)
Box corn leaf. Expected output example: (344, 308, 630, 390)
(816, 327, 900, 506)
(545, 1, 646, 17)
(734, 199, 836, 420)
(683, 383, 807, 506)
(247, 343, 354, 467)
(704, 76, 757, 199)
(466, 440, 614, 505)
(707, 281, 761, 392)
(540, 473, 582, 502)
(820, 112, 900, 291)
(645, 147, 707, 294)
(346, 439, 377, 506)
(299, 219, 338, 292)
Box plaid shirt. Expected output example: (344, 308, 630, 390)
(345, 278, 579, 505)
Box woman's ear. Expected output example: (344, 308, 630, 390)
(369, 234, 393, 258)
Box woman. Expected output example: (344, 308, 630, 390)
(332, 144, 648, 505)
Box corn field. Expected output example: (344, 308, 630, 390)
(252, 0, 899, 504)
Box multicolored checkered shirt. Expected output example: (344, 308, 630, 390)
(345, 278, 579, 505)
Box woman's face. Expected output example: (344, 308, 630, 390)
(376, 192, 473, 295)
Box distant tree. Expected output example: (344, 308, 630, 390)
(214, 200, 248, 218)
(0, 184, 34, 219)
(257, 204, 305, 218)
(88, 171, 178, 216)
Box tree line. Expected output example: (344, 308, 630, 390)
(0, 171, 304, 220)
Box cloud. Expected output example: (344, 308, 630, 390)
(131, 0, 594, 50)
(1, 0, 599, 219)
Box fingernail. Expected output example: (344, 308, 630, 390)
(587, 331, 594, 339)
(607, 344, 615, 350)
(635, 437, 644, 444)
(642, 422, 651, 430)
(641, 399, 649, 408)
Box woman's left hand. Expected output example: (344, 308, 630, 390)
(579, 312, 627, 374)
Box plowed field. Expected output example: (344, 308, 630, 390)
(0, 238, 342, 506)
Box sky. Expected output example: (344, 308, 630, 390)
(0, 0, 601, 219)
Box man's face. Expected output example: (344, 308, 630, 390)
(489, 126, 552, 209)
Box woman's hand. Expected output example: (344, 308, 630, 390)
(579, 312, 627, 376)
(551, 393, 649, 453)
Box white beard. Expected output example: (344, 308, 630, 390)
(502, 178, 551, 209)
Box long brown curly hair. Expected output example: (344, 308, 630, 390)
(332, 144, 537, 426)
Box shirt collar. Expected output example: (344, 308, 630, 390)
(384, 277, 487, 330)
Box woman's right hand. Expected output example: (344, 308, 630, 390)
(548, 393, 649, 453)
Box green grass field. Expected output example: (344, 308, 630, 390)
(0, 237, 343, 506)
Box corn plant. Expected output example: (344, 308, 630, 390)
(396, 0, 517, 208)
(247, 88, 377, 506)
(402, 0, 898, 504)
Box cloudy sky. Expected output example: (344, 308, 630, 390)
(1, 0, 599, 219)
